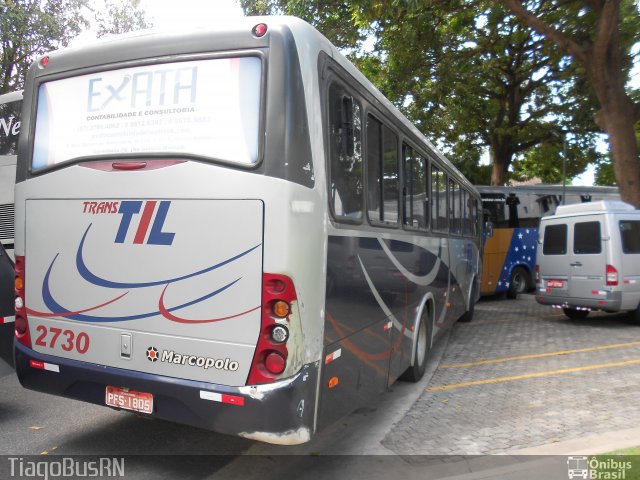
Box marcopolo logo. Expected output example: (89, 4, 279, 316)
(150, 348, 239, 371)
(146, 347, 159, 362)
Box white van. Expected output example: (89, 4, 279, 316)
(535, 201, 640, 321)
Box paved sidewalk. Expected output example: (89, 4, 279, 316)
(382, 294, 640, 456)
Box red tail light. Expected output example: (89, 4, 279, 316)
(247, 273, 298, 385)
(606, 264, 618, 286)
(14, 256, 31, 348)
(535, 264, 540, 284)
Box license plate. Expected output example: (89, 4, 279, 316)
(105, 386, 153, 414)
(547, 280, 564, 288)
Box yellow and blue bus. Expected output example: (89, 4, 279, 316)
(478, 185, 620, 298)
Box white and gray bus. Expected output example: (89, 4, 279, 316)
(0, 90, 21, 327)
(0, 90, 21, 259)
(14, 17, 481, 444)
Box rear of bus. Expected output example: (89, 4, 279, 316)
(14, 19, 324, 444)
(1, 91, 21, 331)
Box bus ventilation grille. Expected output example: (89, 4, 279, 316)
(0, 203, 15, 241)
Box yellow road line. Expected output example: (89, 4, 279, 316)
(440, 341, 640, 368)
(427, 358, 640, 391)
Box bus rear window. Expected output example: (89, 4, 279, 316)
(32, 56, 262, 170)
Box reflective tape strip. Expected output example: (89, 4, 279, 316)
(325, 348, 342, 364)
(591, 291, 607, 295)
(383, 321, 392, 331)
(0, 316, 15, 324)
(29, 359, 60, 372)
(199, 390, 245, 406)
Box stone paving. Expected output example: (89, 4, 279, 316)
(382, 294, 640, 456)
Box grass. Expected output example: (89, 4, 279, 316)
(608, 447, 640, 455)
(592, 450, 640, 480)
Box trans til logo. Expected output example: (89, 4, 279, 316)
(29, 198, 262, 325)
(82, 200, 175, 245)
(146, 347, 159, 362)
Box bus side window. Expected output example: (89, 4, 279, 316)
(431, 165, 448, 232)
(449, 179, 461, 235)
(329, 84, 363, 221)
(402, 144, 428, 230)
(366, 115, 398, 225)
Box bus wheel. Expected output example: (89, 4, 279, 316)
(400, 309, 431, 382)
(507, 267, 529, 298)
(563, 308, 589, 320)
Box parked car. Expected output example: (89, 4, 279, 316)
(535, 200, 640, 321)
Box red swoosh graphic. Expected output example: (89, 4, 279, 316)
(158, 284, 260, 324)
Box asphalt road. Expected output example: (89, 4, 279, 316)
(3, 295, 639, 480)
(0, 326, 449, 480)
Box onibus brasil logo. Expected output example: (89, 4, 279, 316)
(567, 456, 634, 480)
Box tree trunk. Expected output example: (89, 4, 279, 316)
(490, 138, 512, 185)
(587, 19, 640, 208)
(596, 94, 640, 207)
(490, 160, 506, 185)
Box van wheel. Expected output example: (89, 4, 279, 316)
(400, 309, 431, 382)
(507, 267, 529, 299)
(563, 308, 589, 320)
(630, 304, 640, 324)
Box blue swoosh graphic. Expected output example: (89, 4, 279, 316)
(42, 253, 242, 322)
(76, 224, 261, 289)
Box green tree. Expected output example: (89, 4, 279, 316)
(0, 0, 151, 95)
(504, 0, 640, 206)
(0, 0, 89, 93)
(241, 1, 608, 187)
(95, 0, 150, 39)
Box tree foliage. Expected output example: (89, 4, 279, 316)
(0, 0, 150, 95)
(503, 0, 640, 205)
(95, 0, 150, 39)
(241, 0, 639, 192)
(0, 0, 88, 93)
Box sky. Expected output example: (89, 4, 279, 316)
(141, 0, 244, 28)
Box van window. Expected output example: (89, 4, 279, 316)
(543, 224, 567, 255)
(574, 221, 601, 254)
(620, 221, 640, 253)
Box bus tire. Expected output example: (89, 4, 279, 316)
(400, 309, 431, 382)
(507, 267, 529, 299)
(563, 308, 589, 320)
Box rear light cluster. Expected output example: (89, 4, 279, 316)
(535, 265, 540, 284)
(606, 264, 618, 286)
(247, 273, 302, 385)
(14, 256, 31, 348)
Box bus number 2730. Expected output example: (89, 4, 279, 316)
(35, 325, 90, 354)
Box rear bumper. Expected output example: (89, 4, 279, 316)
(15, 341, 319, 445)
(535, 291, 623, 311)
